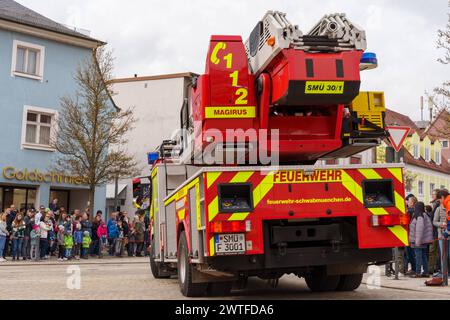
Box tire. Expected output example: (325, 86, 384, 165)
(207, 281, 233, 297)
(178, 231, 208, 297)
(305, 269, 340, 292)
(149, 240, 171, 279)
(336, 273, 363, 291)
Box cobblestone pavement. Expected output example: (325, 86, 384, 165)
(1, 257, 449, 300)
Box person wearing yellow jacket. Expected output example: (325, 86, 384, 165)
(81, 231, 91, 259)
(63, 232, 73, 261)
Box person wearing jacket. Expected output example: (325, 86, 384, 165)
(429, 190, 442, 274)
(404, 195, 417, 275)
(39, 215, 52, 260)
(97, 220, 107, 258)
(22, 209, 34, 260)
(63, 230, 74, 261)
(134, 215, 145, 257)
(438, 189, 450, 276)
(57, 225, 65, 261)
(0, 213, 9, 262)
(81, 231, 91, 259)
(409, 201, 434, 278)
(107, 212, 119, 256)
(91, 215, 101, 256)
(11, 213, 25, 261)
(73, 223, 83, 260)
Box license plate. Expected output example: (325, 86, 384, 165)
(214, 233, 245, 255)
(304, 81, 344, 94)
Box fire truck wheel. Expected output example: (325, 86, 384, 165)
(336, 273, 363, 291)
(305, 269, 340, 292)
(207, 281, 233, 297)
(150, 240, 171, 279)
(178, 231, 208, 297)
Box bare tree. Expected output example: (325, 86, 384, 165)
(425, 9, 450, 139)
(52, 47, 138, 215)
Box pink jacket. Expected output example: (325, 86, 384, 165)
(97, 223, 107, 238)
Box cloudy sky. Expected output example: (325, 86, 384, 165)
(18, 0, 449, 120)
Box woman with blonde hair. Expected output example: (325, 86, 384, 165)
(0, 213, 9, 262)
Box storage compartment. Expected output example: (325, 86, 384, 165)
(218, 183, 253, 213)
(362, 179, 394, 208)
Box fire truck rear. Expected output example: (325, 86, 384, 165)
(145, 11, 409, 296)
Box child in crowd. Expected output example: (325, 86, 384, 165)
(73, 223, 83, 260)
(30, 224, 40, 261)
(57, 225, 65, 261)
(81, 231, 91, 259)
(64, 229, 73, 261)
(115, 220, 124, 257)
(97, 220, 107, 258)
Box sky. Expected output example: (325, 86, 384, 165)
(18, 0, 450, 121)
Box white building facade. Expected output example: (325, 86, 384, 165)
(108, 73, 193, 216)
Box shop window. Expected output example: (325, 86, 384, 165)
(11, 40, 45, 81)
(21, 106, 57, 151)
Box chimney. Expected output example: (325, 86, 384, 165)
(428, 97, 433, 121)
(420, 96, 424, 121)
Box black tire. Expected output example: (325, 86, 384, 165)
(178, 231, 208, 297)
(336, 273, 363, 291)
(150, 240, 170, 279)
(305, 269, 340, 292)
(207, 281, 233, 297)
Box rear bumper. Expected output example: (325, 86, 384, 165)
(207, 246, 392, 274)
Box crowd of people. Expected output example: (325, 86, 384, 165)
(392, 188, 450, 281)
(0, 199, 150, 262)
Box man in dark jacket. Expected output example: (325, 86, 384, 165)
(22, 209, 34, 260)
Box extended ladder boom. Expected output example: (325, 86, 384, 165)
(245, 11, 367, 75)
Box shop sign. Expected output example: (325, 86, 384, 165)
(2, 166, 86, 185)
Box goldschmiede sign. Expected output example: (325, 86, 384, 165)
(2, 166, 86, 185)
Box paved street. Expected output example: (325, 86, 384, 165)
(1, 257, 450, 300)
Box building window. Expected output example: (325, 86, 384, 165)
(413, 144, 419, 159)
(21, 106, 56, 151)
(442, 140, 449, 149)
(350, 156, 362, 164)
(435, 150, 441, 165)
(418, 180, 424, 196)
(430, 183, 435, 196)
(424, 147, 430, 162)
(11, 40, 45, 81)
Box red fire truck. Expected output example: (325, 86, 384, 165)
(146, 11, 409, 297)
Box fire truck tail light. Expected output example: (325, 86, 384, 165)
(210, 220, 249, 233)
(371, 214, 409, 227)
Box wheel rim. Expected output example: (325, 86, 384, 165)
(179, 244, 186, 284)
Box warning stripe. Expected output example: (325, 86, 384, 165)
(228, 172, 275, 221)
(342, 170, 408, 245)
(208, 171, 254, 222)
(357, 169, 405, 213)
(207, 172, 222, 189)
